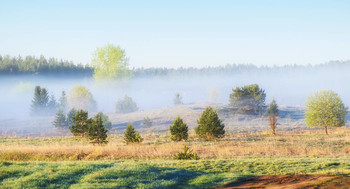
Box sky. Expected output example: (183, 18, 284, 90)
(1, 0, 350, 68)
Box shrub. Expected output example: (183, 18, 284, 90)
(169, 116, 188, 141)
(115, 95, 138, 113)
(229, 84, 266, 115)
(174, 145, 199, 160)
(174, 92, 183, 105)
(69, 109, 90, 137)
(143, 116, 152, 129)
(265, 99, 279, 135)
(87, 114, 108, 144)
(305, 90, 347, 135)
(195, 106, 225, 140)
(124, 123, 143, 144)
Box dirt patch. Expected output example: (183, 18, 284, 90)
(216, 175, 344, 189)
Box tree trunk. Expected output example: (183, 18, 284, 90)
(325, 126, 328, 135)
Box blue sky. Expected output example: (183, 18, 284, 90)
(1, 0, 349, 68)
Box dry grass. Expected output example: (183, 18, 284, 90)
(1, 127, 350, 161)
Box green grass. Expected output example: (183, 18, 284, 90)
(1, 157, 350, 188)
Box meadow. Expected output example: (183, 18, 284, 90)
(1, 127, 350, 188)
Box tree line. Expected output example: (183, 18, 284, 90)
(0, 55, 92, 76)
(1, 53, 350, 77)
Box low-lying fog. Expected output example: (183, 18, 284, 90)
(0, 67, 349, 136)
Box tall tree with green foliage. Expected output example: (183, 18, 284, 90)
(59, 90, 68, 112)
(67, 108, 77, 126)
(305, 90, 347, 135)
(169, 116, 188, 141)
(265, 99, 279, 135)
(31, 86, 50, 116)
(229, 84, 266, 115)
(124, 123, 143, 144)
(69, 85, 97, 112)
(69, 110, 90, 137)
(91, 44, 131, 80)
(95, 112, 112, 131)
(87, 114, 109, 144)
(52, 109, 68, 129)
(195, 106, 225, 140)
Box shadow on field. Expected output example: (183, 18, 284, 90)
(0, 162, 244, 188)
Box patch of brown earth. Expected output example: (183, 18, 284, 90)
(216, 175, 342, 189)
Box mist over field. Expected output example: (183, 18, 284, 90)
(1, 65, 349, 121)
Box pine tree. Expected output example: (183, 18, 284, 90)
(96, 112, 112, 130)
(265, 99, 279, 135)
(67, 108, 77, 126)
(124, 123, 143, 144)
(69, 109, 89, 137)
(59, 90, 68, 112)
(87, 114, 108, 144)
(30, 86, 50, 116)
(52, 109, 68, 129)
(48, 94, 58, 114)
(195, 106, 225, 140)
(169, 116, 188, 141)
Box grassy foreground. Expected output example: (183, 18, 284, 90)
(1, 157, 350, 188)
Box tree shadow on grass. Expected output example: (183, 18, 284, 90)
(74, 165, 247, 189)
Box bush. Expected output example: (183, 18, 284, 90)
(115, 95, 138, 113)
(174, 145, 199, 160)
(87, 114, 108, 144)
(169, 116, 188, 141)
(195, 106, 225, 140)
(265, 99, 279, 135)
(69, 110, 90, 137)
(305, 90, 347, 135)
(229, 84, 266, 115)
(174, 92, 183, 105)
(124, 123, 143, 144)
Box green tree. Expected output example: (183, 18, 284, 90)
(115, 95, 138, 113)
(229, 84, 266, 115)
(265, 99, 279, 135)
(174, 145, 199, 160)
(124, 123, 143, 144)
(195, 106, 225, 140)
(31, 86, 49, 116)
(169, 116, 188, 141)
(59, 90, 68, 112)
(96, 112, 112, 130)
(69, 85, 97, 112)
(91, 44, 131, 80)
(69, 109, 90, 137)
(174, 92, 183, 105)
(305, 90, 347, 135)
(67, 108, 77, 126)
(142, 116, 152, 132)
(52, 109, 68, 129)
(87, 114, 109, 144)
(48, 94, 58, 114)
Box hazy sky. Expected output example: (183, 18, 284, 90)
(1, 0, 349, 68)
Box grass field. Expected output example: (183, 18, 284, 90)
(1, 127, 350, 161)
(1, 157, 350, 188)
(1, 104, 350, 188)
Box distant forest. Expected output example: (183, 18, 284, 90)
(1, 54, 349, 77)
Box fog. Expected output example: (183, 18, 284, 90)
(1, 67, 349, 136)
